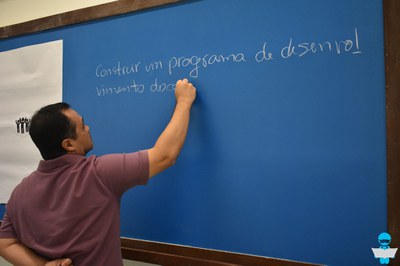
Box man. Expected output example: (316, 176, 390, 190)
(0, 78, 196, 265)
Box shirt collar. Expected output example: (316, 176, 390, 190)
(37, 154, 85, 171)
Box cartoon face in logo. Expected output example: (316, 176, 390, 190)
(378, 233, 392, 249)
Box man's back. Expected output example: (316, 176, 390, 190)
(1, 152, 149, 265)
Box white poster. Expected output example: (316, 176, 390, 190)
(0, 40, 63, 203)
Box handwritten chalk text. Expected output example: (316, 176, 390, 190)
(96, 80, 145, 96)
(281, 28, 361, 59)
(168, 52, 247, 78)
(95, 61, 142, 78)
(94, 28, 363, 97)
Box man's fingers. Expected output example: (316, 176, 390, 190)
(60, 258, 73, 266)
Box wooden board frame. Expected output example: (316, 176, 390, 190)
(383, 0, 400, 265)
(1, 0, 399, 265)
(121, 238, 322, 266)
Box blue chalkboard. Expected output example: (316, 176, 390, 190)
(0, 1, 386, 265)
(0, 204, 5, 221)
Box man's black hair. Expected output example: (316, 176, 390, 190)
(29, 102, 77, 160)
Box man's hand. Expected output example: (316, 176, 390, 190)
(175, 78, 196, 105)
(45, 258, 73, 266)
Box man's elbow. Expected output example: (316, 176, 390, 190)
(161, 153, 178, 169)
(148, 148, 179, 177)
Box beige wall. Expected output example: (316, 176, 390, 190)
(0, 0, 117, 27)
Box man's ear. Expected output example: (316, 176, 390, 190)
(61, 138, 75, 152)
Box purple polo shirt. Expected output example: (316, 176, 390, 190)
(0, 151, 149, 266)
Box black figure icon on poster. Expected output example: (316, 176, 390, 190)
(15, 116, 31, 135)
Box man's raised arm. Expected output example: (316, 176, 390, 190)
(148, 78, 196, 177)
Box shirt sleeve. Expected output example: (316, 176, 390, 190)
(93, 150, 149, 197)
(0, 210, 17, 239)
